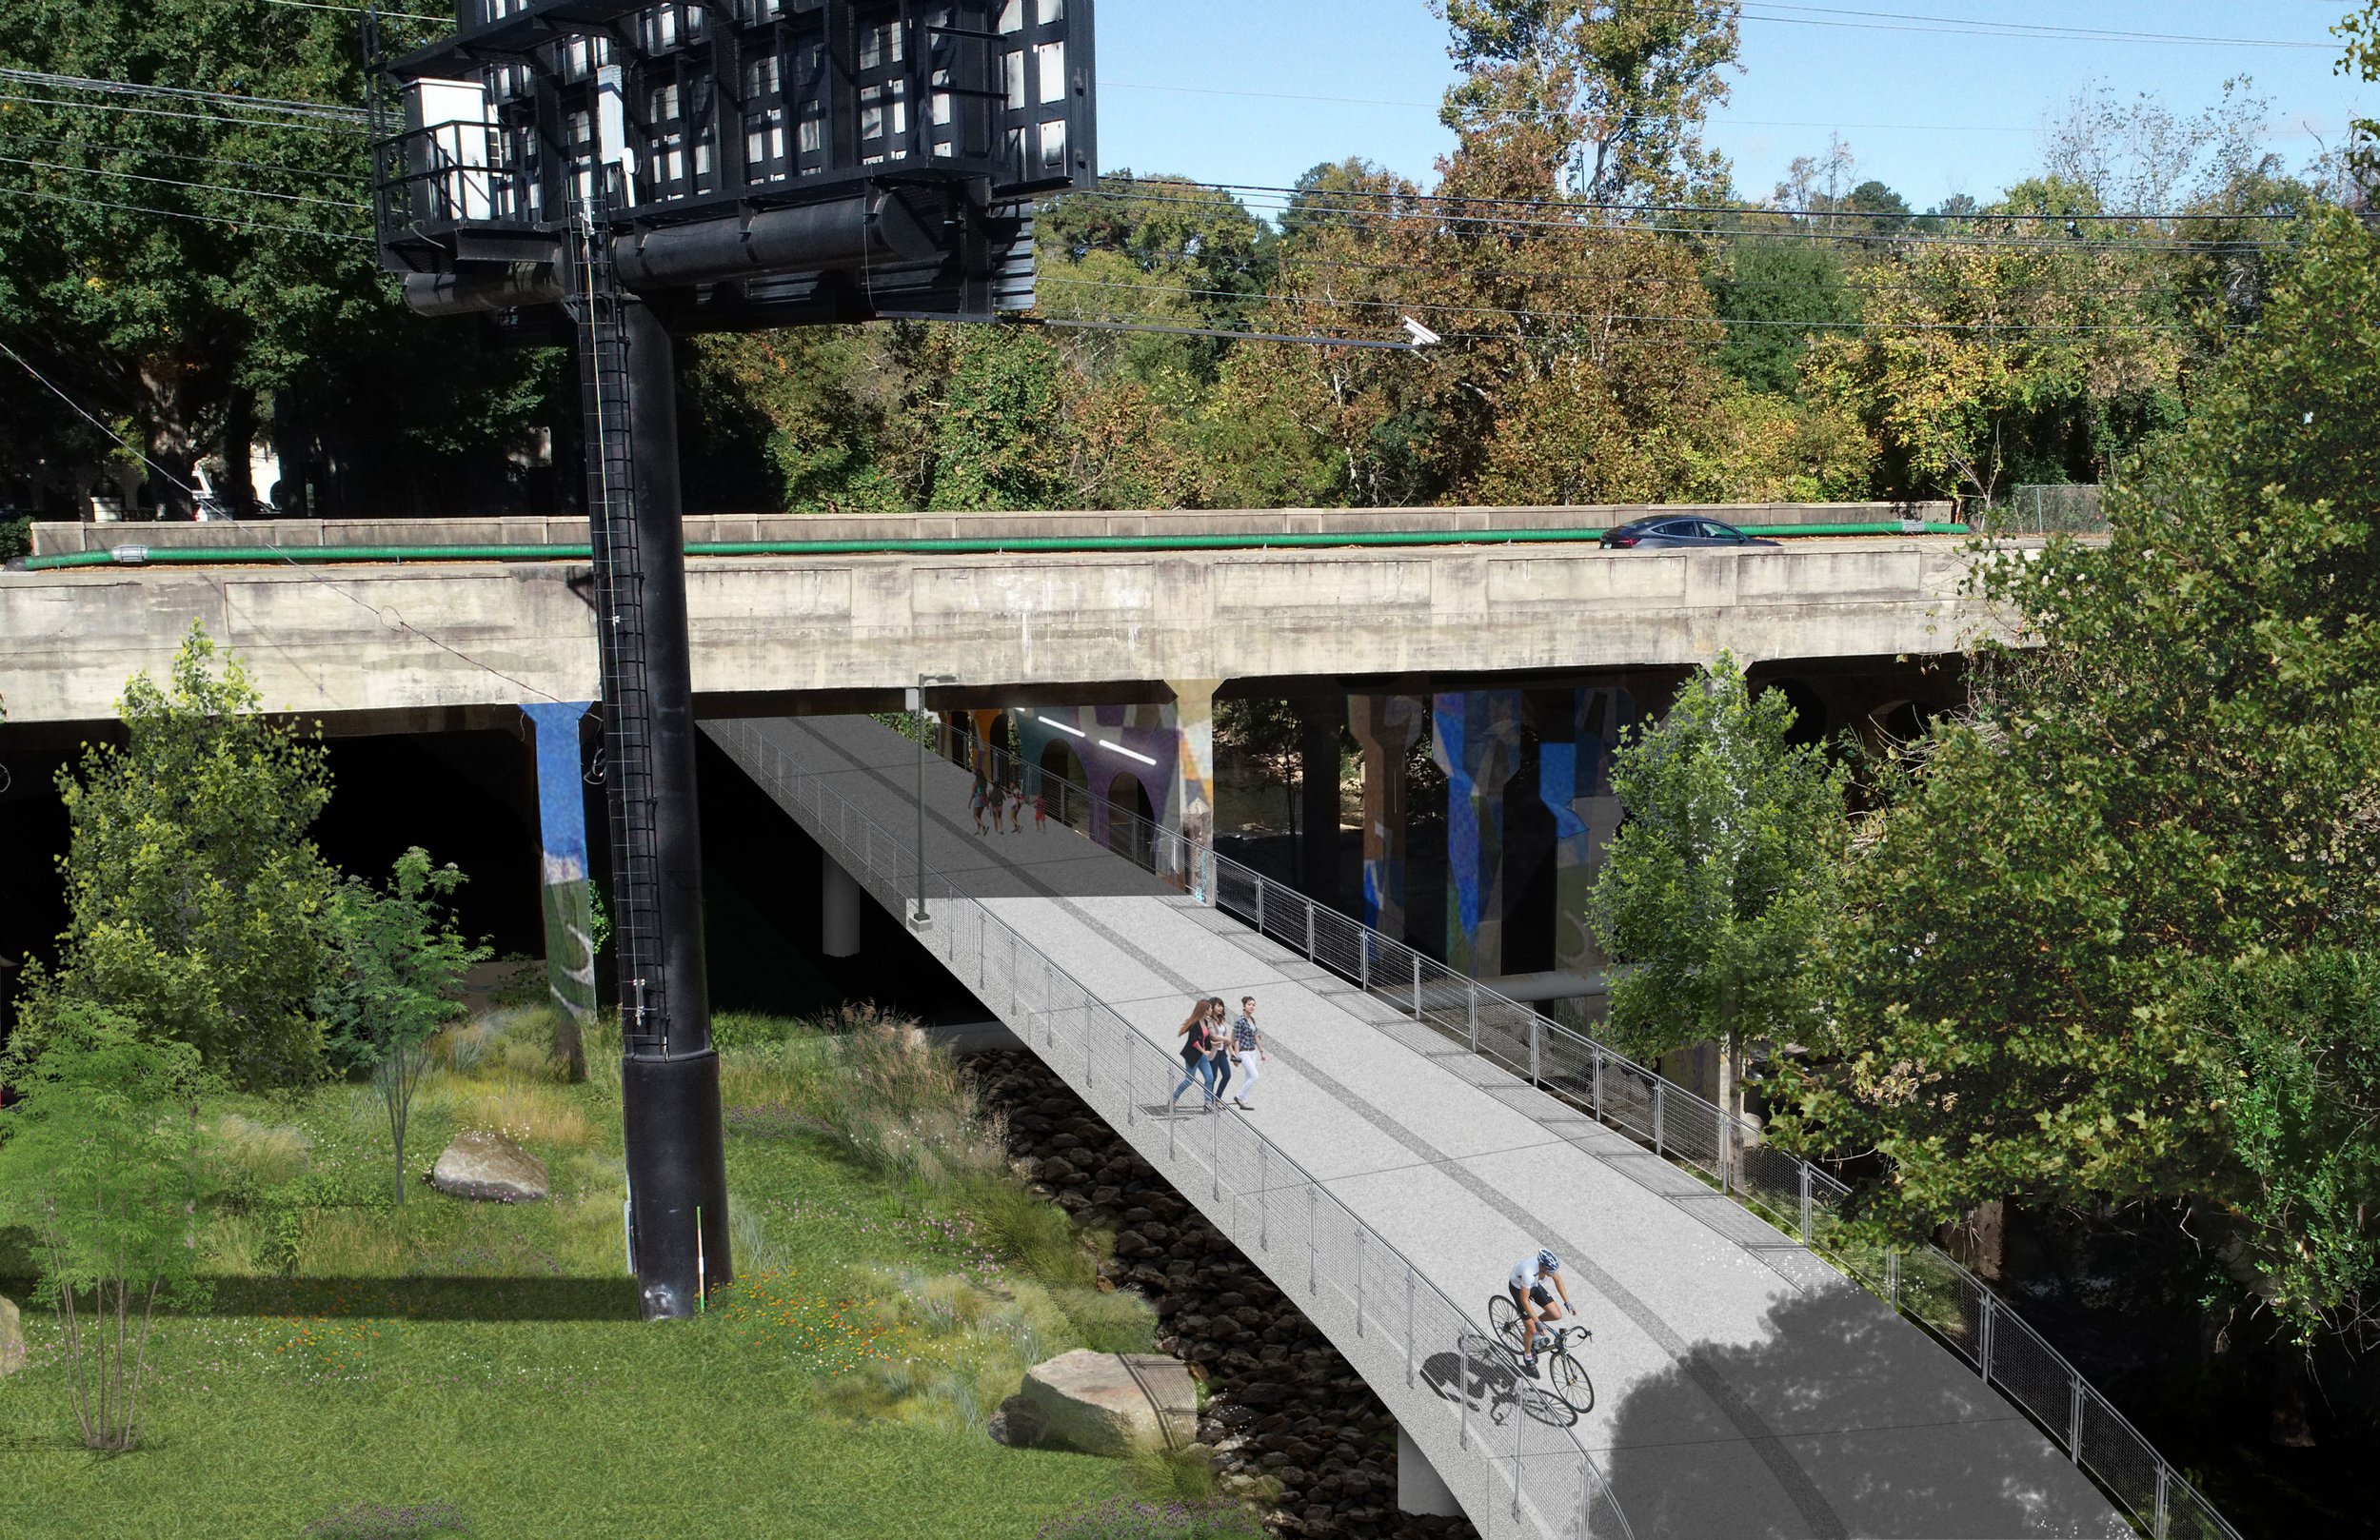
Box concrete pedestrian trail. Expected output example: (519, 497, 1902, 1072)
(706, 713, 2128, 1540)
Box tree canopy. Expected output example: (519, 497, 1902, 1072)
(1785, 209, 2380, 1339)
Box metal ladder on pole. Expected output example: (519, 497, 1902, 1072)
(567, 192, 667, 1057)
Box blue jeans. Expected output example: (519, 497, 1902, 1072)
(1170, 1053, 1217, 1106)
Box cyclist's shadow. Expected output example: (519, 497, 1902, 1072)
(1418, 1330, 1583, 1430)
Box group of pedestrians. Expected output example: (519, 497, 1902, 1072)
(1168, 995, 1267, 1114)
(970, 779, 1046, 836)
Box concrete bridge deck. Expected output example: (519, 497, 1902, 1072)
(0, 532, 2008, 731)
(706, 712, 2125, 1540)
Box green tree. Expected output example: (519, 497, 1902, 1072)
(15, 627, 337, 1089)
(1438, 0, 1741, 204)
(1706, 235, 1859, 395)
(1587, 656, 1848, 1139)
(2342, 0, 2380, 177)
(1787, 210, 2380, 1338)
(318, 848, 489, 1206)
(0, 1005, 208, 1451)
(921, 325, 1072, 512)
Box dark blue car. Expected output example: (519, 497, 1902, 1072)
(1598, 516, 1781, 550)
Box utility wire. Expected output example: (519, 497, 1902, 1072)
(0, 336, 564, 705)
(1142, 176, 2313, 226)
(0, 128, 365, 183)
(1656, 0, 2332, 49)
(1041, 275, 2222, 336)
(0, 154, 370, 210)
(1064, 188, 2305, 253)
(0, 90, 364, 133)
(0, 184, 373, 242)
(0, 68, 367, 124)
(1059, 240, 2242, 305)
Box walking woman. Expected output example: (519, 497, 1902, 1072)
(1168, 999, 1220, 1114)
(1204, 997, 1234, 1103)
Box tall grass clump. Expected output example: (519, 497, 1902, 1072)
(206, 1114, 314, 1193)
(721, 1005, 1008, 1194)
(1036, 1497, 1264, 1540)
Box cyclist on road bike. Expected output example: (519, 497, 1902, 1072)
(1509, 1248, 1573, 1378)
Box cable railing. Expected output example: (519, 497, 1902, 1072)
(919, 715, 2240, 1540)
(712, 721, 1633, 1540)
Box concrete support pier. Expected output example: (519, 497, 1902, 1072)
(1350, 694, 1425, 941)
(1162, 679, 1220, 898)
(1396, 1423, 1463, 1518)
(821, 853, 862, 958)
(1434, 689, 1525, 977)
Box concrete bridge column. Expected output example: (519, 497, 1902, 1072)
(1536, 687, 1637, 980)
(821, 854, 862, 958)
(1293, 694, 1342, 906)
(1163, 680, 1220, 899)
(1434, 689, 1525, 977)
(520, 701, 596, 1078)
(1349, 694, 1425, 939)
(1396, 1423, 1462, 1518)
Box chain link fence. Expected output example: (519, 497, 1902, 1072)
(713, 721, 1635, 1540)
(751, 717, 2237, 1540)
(1971, 484, 2109, 538)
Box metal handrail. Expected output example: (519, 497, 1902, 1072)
(914, 712, 2239, 1540)
(717, 720, 1635, 1540)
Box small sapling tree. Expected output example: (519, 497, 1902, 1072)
(0, 1003, 209, 1451)
(1587, 655, 1848, 1155)
(317, 849, 488, 1205)
(13, 625, 338, 1089)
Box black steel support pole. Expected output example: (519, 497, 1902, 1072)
(612, 294, 730, 1319)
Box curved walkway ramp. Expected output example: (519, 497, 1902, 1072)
(707, 714, 2130, 1540)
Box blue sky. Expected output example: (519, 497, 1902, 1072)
(1091, 1, 2372, 209)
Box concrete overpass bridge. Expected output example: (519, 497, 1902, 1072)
(702, 711, 2197, 1540)
(3, 507, 1993, 734)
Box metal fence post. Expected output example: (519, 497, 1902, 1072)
(1798, 1162, 1814, 1245)
(1467, 979, 1479, 1052)
(2153, 1464, 2170, 1540)
(1123, 1018, 1136, 1127)
(1529, 1017, 1541, 1087)
(2067, 1374, 2085, 1463)
(1259, 1143, 1270, 1251)
(1306, 1185, 1319, 1296)
(1404, 1273, 1416, 1388)
(1359, 933, 1370, 992)
(1355, 1227, 1366, 1336)
(1412, 956, 1422, 1019)
(1458, 1333, 1472, 1451)
(1305, 899, 1317, 961)
(1007, 929, 1018, 1014)
(1255, 879, 1265, 934)
(1654, 1082, 1665, 1157)
(1979, 1293, 1996, 1387)
(1593, 1045, 1604, 1121)
(1083, 999, 1094, 1089)
(1210, 1096, 1221, 1200)
(1511, 1386, 1525, 1521)
(1887, 1247, 1900, 1307)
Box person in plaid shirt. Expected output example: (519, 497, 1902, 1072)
(1228, 996, 1267, 1110)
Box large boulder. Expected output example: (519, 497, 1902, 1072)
(0, 1294, 22, 1378)
(429, 1130, 548, 1203)
(1018, 1349, 1198, 1456)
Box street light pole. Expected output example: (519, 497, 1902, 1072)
(910, 674, 958, 931)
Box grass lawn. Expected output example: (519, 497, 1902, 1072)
(0, 1007, 1144, 1539)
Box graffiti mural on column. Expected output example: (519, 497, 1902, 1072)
(1434, 689, 1525, 977)
(1351, 695, 1425, 940)
(521, 702, 599, 1026)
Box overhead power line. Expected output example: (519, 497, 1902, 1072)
(1041, 274, 2220, 337)
(0, 154, 369, 210)
(0, 128, 364, 183)
(0, 90, 362, 133)
(1066, 187, 2305, 253)
(0, 184, 372, 242)
(1101, 176, 2311, 226)
(1665, 0, 2333, 49)
(0, 68, 367, 125)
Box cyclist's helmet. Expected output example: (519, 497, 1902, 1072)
(1536, 1248, 1561, 1273)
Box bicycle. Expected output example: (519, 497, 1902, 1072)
(1487, 1292, 1596, 1414)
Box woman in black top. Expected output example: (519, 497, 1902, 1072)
(1168, 999, 1220, 1113)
